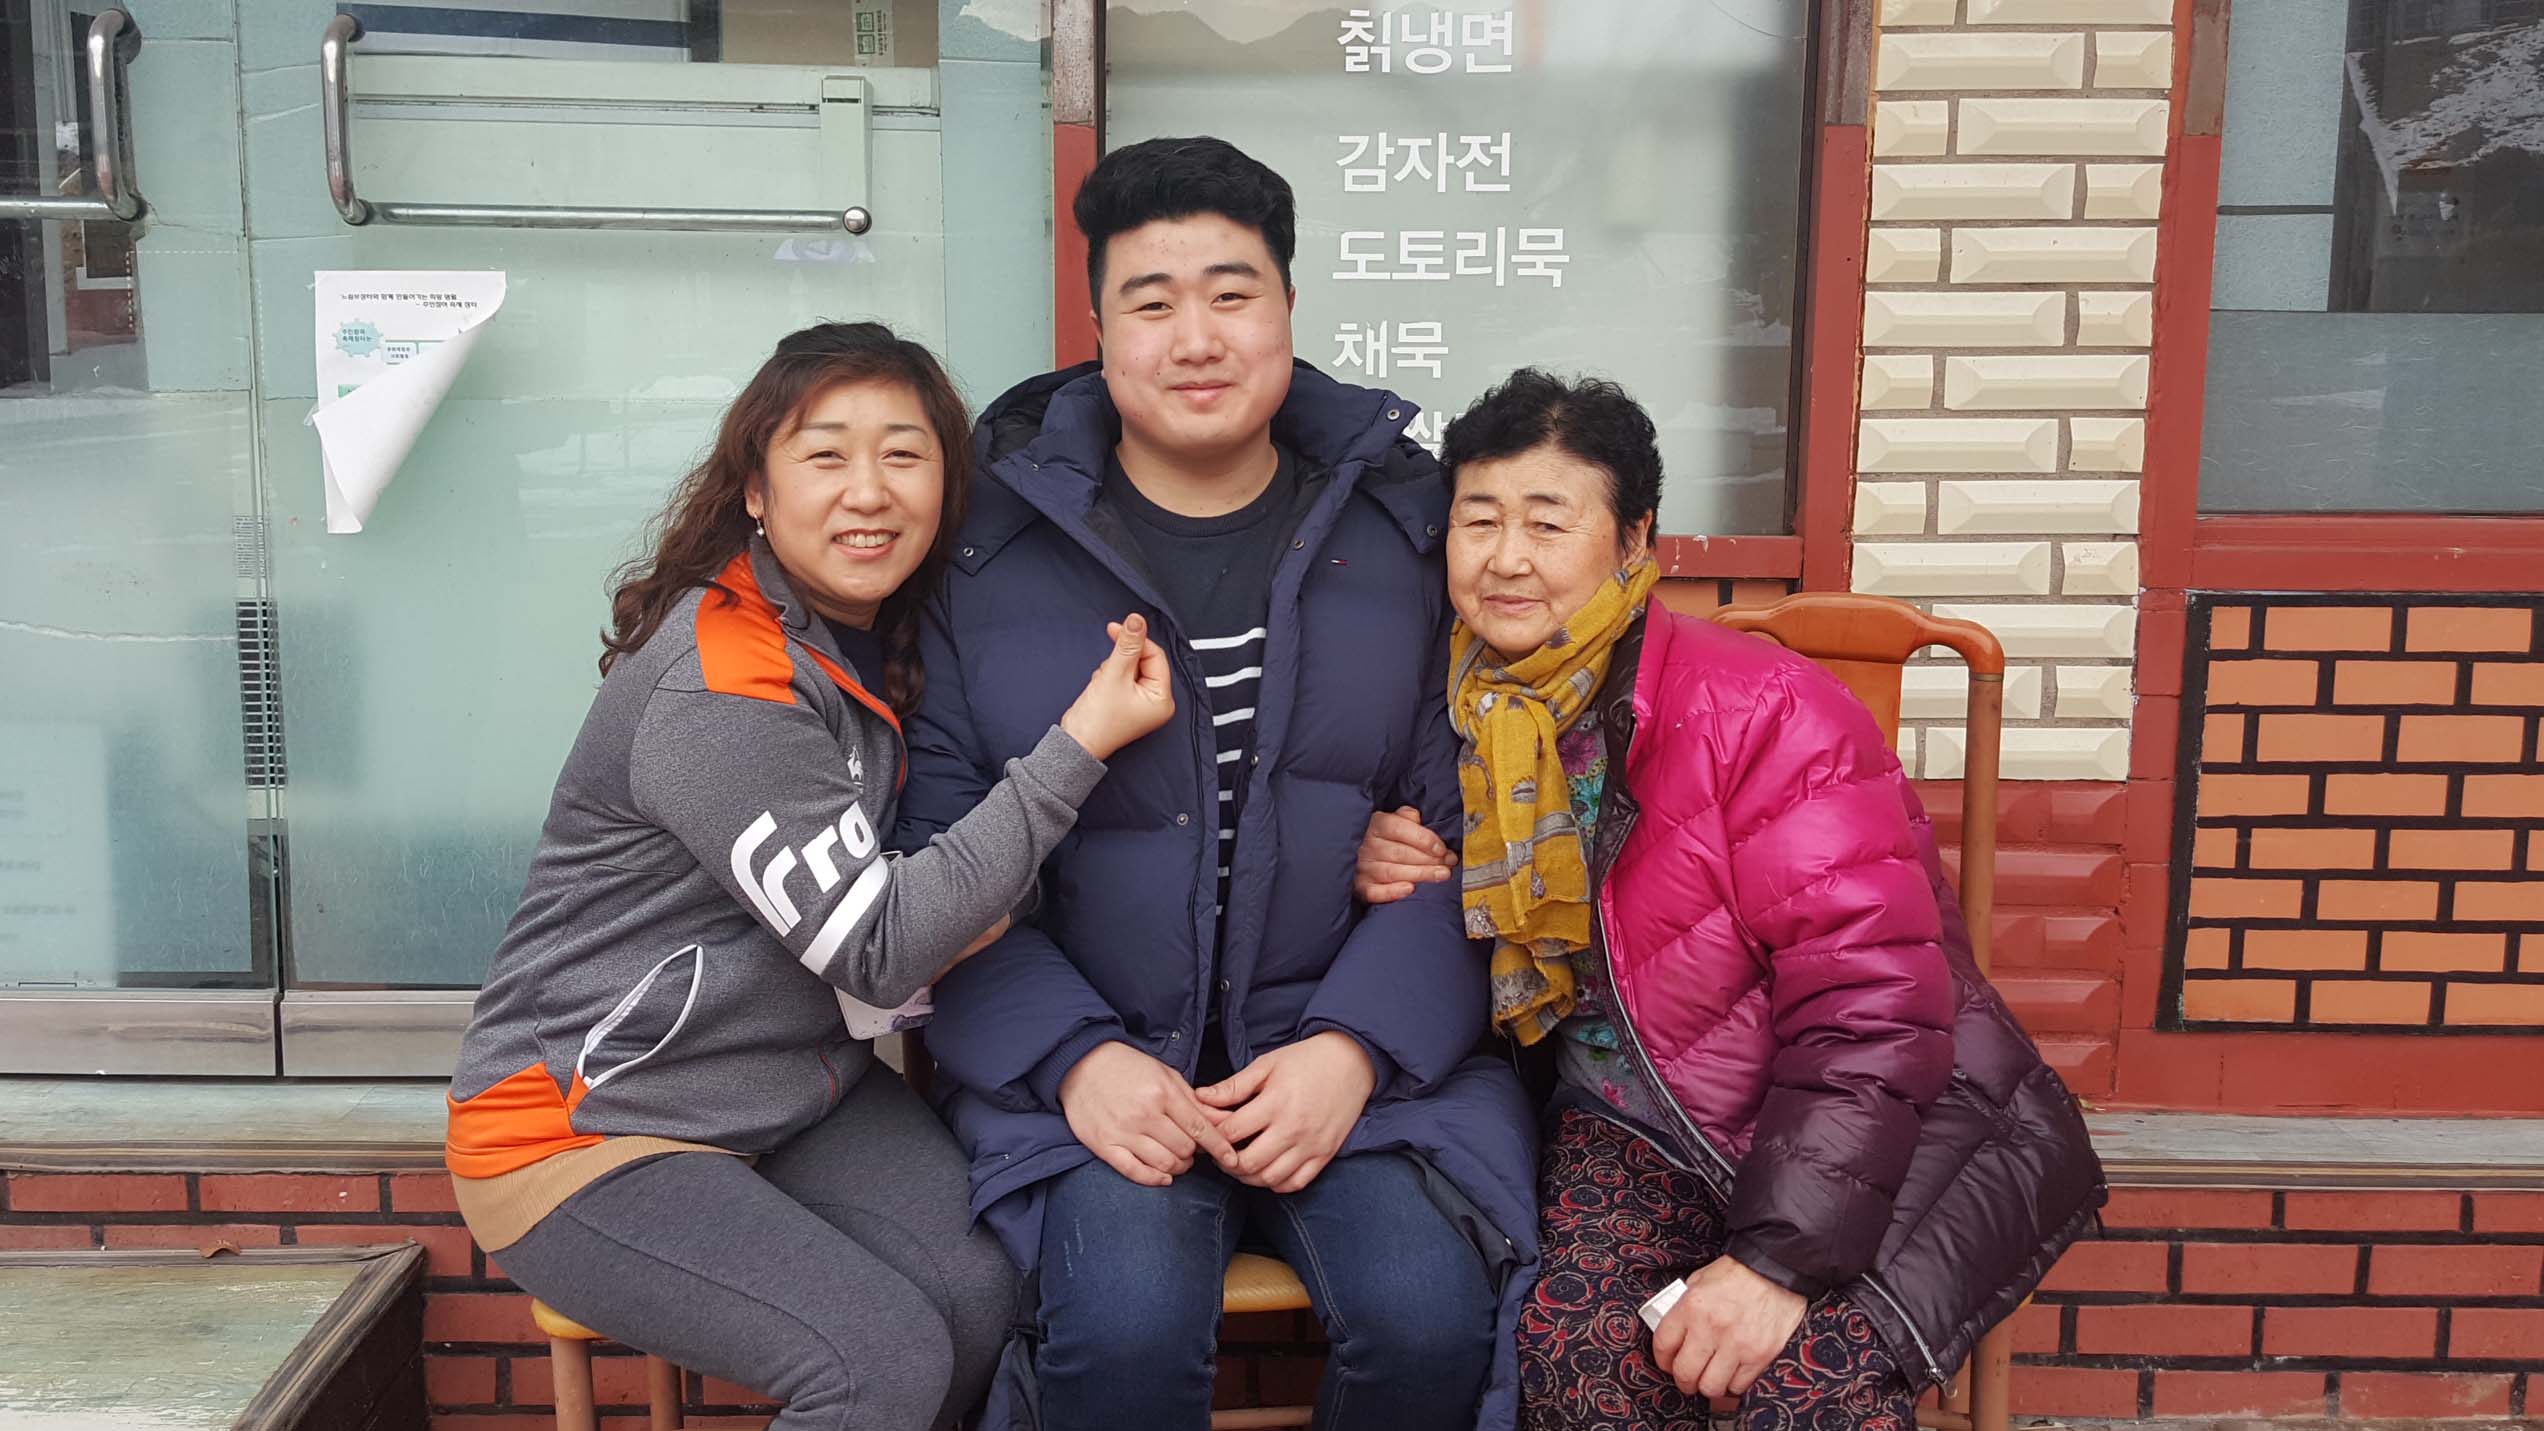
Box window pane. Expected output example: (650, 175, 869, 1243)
(1104, 0, 1810, 535)
(2199, 0, 2544, 513)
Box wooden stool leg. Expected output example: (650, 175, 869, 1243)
(548, 1336, 599, 1431)
(647, 1356, 684, 1429)
(1971, 1323, 2013, 1431)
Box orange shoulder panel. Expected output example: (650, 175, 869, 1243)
(697, 552, 904, 790)
(445, 1060, 602, 1178)
(695, 554, 799, 705)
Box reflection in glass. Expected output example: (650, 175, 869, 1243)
(2201, 0, 2544, 513)
(2, 1, 265, 990)
(248, 0, 959, 987)
(1105, 1, 1809, 535)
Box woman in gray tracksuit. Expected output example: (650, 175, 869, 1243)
(445, 323, 1173, 1430)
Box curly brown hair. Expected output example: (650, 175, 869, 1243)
(600, 321, 973, 717)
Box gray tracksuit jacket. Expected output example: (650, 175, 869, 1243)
(446, 540, 1103, 1183)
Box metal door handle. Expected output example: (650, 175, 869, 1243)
(320, 15, 873, 235)
(0, 10, 146, 223)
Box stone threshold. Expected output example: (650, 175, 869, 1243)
(3, 1077, 2542, 1184)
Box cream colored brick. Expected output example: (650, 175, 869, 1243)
(1922, 727, 1964, 779)
(2061, 541, 2141, 595)
(1951, 227, 2157, 283)
(1967, 0, 2169, 21)
(1854, 482, 1930, 535)
(1863, 291, 2065, 348)
(1866, 229, 1945, 284)
(1881, 0, 1960, 24)
(2084, 164, 2164, 219)
(1928, 725, 2132, 781)
(1873, 164, 2076, 221)
(2077, 291, 2154, 346)
(1957, 99, 2168, 157)
(1937, 478, 2140, 534)
(1854, 541, 2054, 597)
(2094, 31, 2174, 88)
(1933, 602, 2137, 658)
(2055, 666, 2134, 720)
(1945, 354, 2149, 411)
(1860, 418, 2061, 474)
(1876, 32, 2086, 91)
(2070, 417, 2146, 472)
(1861, 354, 1937, 411)
(2011, 728, 2133, 782)
(1875, 102, 1951, 157)
(1902, 664, 2044, 720)
(1897, 726, 1921, 776)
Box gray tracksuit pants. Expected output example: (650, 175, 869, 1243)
(497, 1066, 1020, 1430)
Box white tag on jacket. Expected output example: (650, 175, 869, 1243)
(835, 985, 931, 1040)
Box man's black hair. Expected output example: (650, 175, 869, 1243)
(1076, 136, 1297, 308)
(1441, 369, 1665, 536)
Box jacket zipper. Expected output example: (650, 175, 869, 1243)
(1003, 462, 1326, 1077)
(1593, 738, 1953, 1387)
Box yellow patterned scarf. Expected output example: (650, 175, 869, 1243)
(1450, 559, 1660, 1044)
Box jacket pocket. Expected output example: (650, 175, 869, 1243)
(576, 944, 705, 1091)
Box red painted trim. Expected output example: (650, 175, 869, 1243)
(1655, 535, 1805, 580)
(2140, 0, 2544, 599)
(2140, 138, 2217, 595)
(1052, 122, 1099, 369)
(2189, 515, 2544, 591)
(1795, 121, 1870, 592)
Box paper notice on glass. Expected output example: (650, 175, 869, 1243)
(310, 270, 507, 534)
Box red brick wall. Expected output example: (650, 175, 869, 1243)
(2011, 1187, 2544, 1422)
(2175, 596, 2544, 1031)
(7, 1171, 2539, 1423)
(1921, 780, 2129, 1101)
(12, 1171, 2539, 1424)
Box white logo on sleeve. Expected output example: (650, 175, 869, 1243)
(730, 804, 890, 978)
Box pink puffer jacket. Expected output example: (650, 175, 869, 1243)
(1590, 605, 2102, 1381)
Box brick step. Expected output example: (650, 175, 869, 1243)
(1941, 844, 2126, 908)
(1993, 970, 2121, 1034)
(2031, 1034, 2116, 1097)
(1914, 780, 2130, 850)
(1990, 908, 2124, 973)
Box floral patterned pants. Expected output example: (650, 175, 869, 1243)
(1518, 1106, 1920, 1431)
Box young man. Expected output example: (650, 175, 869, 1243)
(895, 137, 1536, 1430)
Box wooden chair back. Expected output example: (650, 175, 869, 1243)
(1712, 593, 2007, 977)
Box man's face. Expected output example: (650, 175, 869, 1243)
(1095, 213, 1295, 468)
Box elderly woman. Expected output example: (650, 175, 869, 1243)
(1356, 371, 2105, 1431)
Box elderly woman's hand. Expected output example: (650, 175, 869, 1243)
(1353, 805, 1455, 904)
(1651, 1255, 1809, 1401)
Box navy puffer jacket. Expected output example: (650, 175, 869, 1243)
(895, 362, 1538, 1430)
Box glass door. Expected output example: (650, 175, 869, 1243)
(1, 1, 278, 1073)
(2, 0, 1055, 1075)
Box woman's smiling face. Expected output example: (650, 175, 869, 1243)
(1446, 442, 1651, 660)
(746, 379, 947, 630)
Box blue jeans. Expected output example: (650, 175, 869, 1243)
(1035, 1149, 1497, 1431)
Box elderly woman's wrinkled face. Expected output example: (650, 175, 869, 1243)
(1447, 442, 1652, 660)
